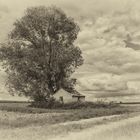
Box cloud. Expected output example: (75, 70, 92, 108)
(0, 4, 9, 13)
(76, 73, 128, 92)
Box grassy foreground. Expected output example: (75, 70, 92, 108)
(0, 101, 139, 129)
(1, 102, 140, 140)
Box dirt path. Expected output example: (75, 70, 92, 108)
(50, 114, 140, 140)
(0, 113, 140, 140)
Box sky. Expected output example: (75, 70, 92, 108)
(1, 0, 140, 101)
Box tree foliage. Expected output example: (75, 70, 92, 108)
(0, 6, 83, 102)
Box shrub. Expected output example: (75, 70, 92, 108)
(31, 100, 119, 109)
(30, 97, 62, 109)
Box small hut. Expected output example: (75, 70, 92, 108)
(53, 89, 85, 103)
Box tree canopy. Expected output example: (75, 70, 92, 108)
(0, 6, 83, 102)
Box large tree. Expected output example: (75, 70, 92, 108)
(0, 6, 83, 102)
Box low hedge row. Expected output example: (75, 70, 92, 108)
(30, 98, 118, 109)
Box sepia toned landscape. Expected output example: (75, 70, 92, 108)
(0, 0, 140, 140)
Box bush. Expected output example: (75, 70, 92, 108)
(31, 99, 119, 109)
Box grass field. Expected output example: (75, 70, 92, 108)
(0, 102, 140, 140)
(0, 102, 139, 128)
(49, 114, 140, 140)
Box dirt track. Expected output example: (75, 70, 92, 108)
(50, 114, 140, 140)
(0, 113, 140, 140)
